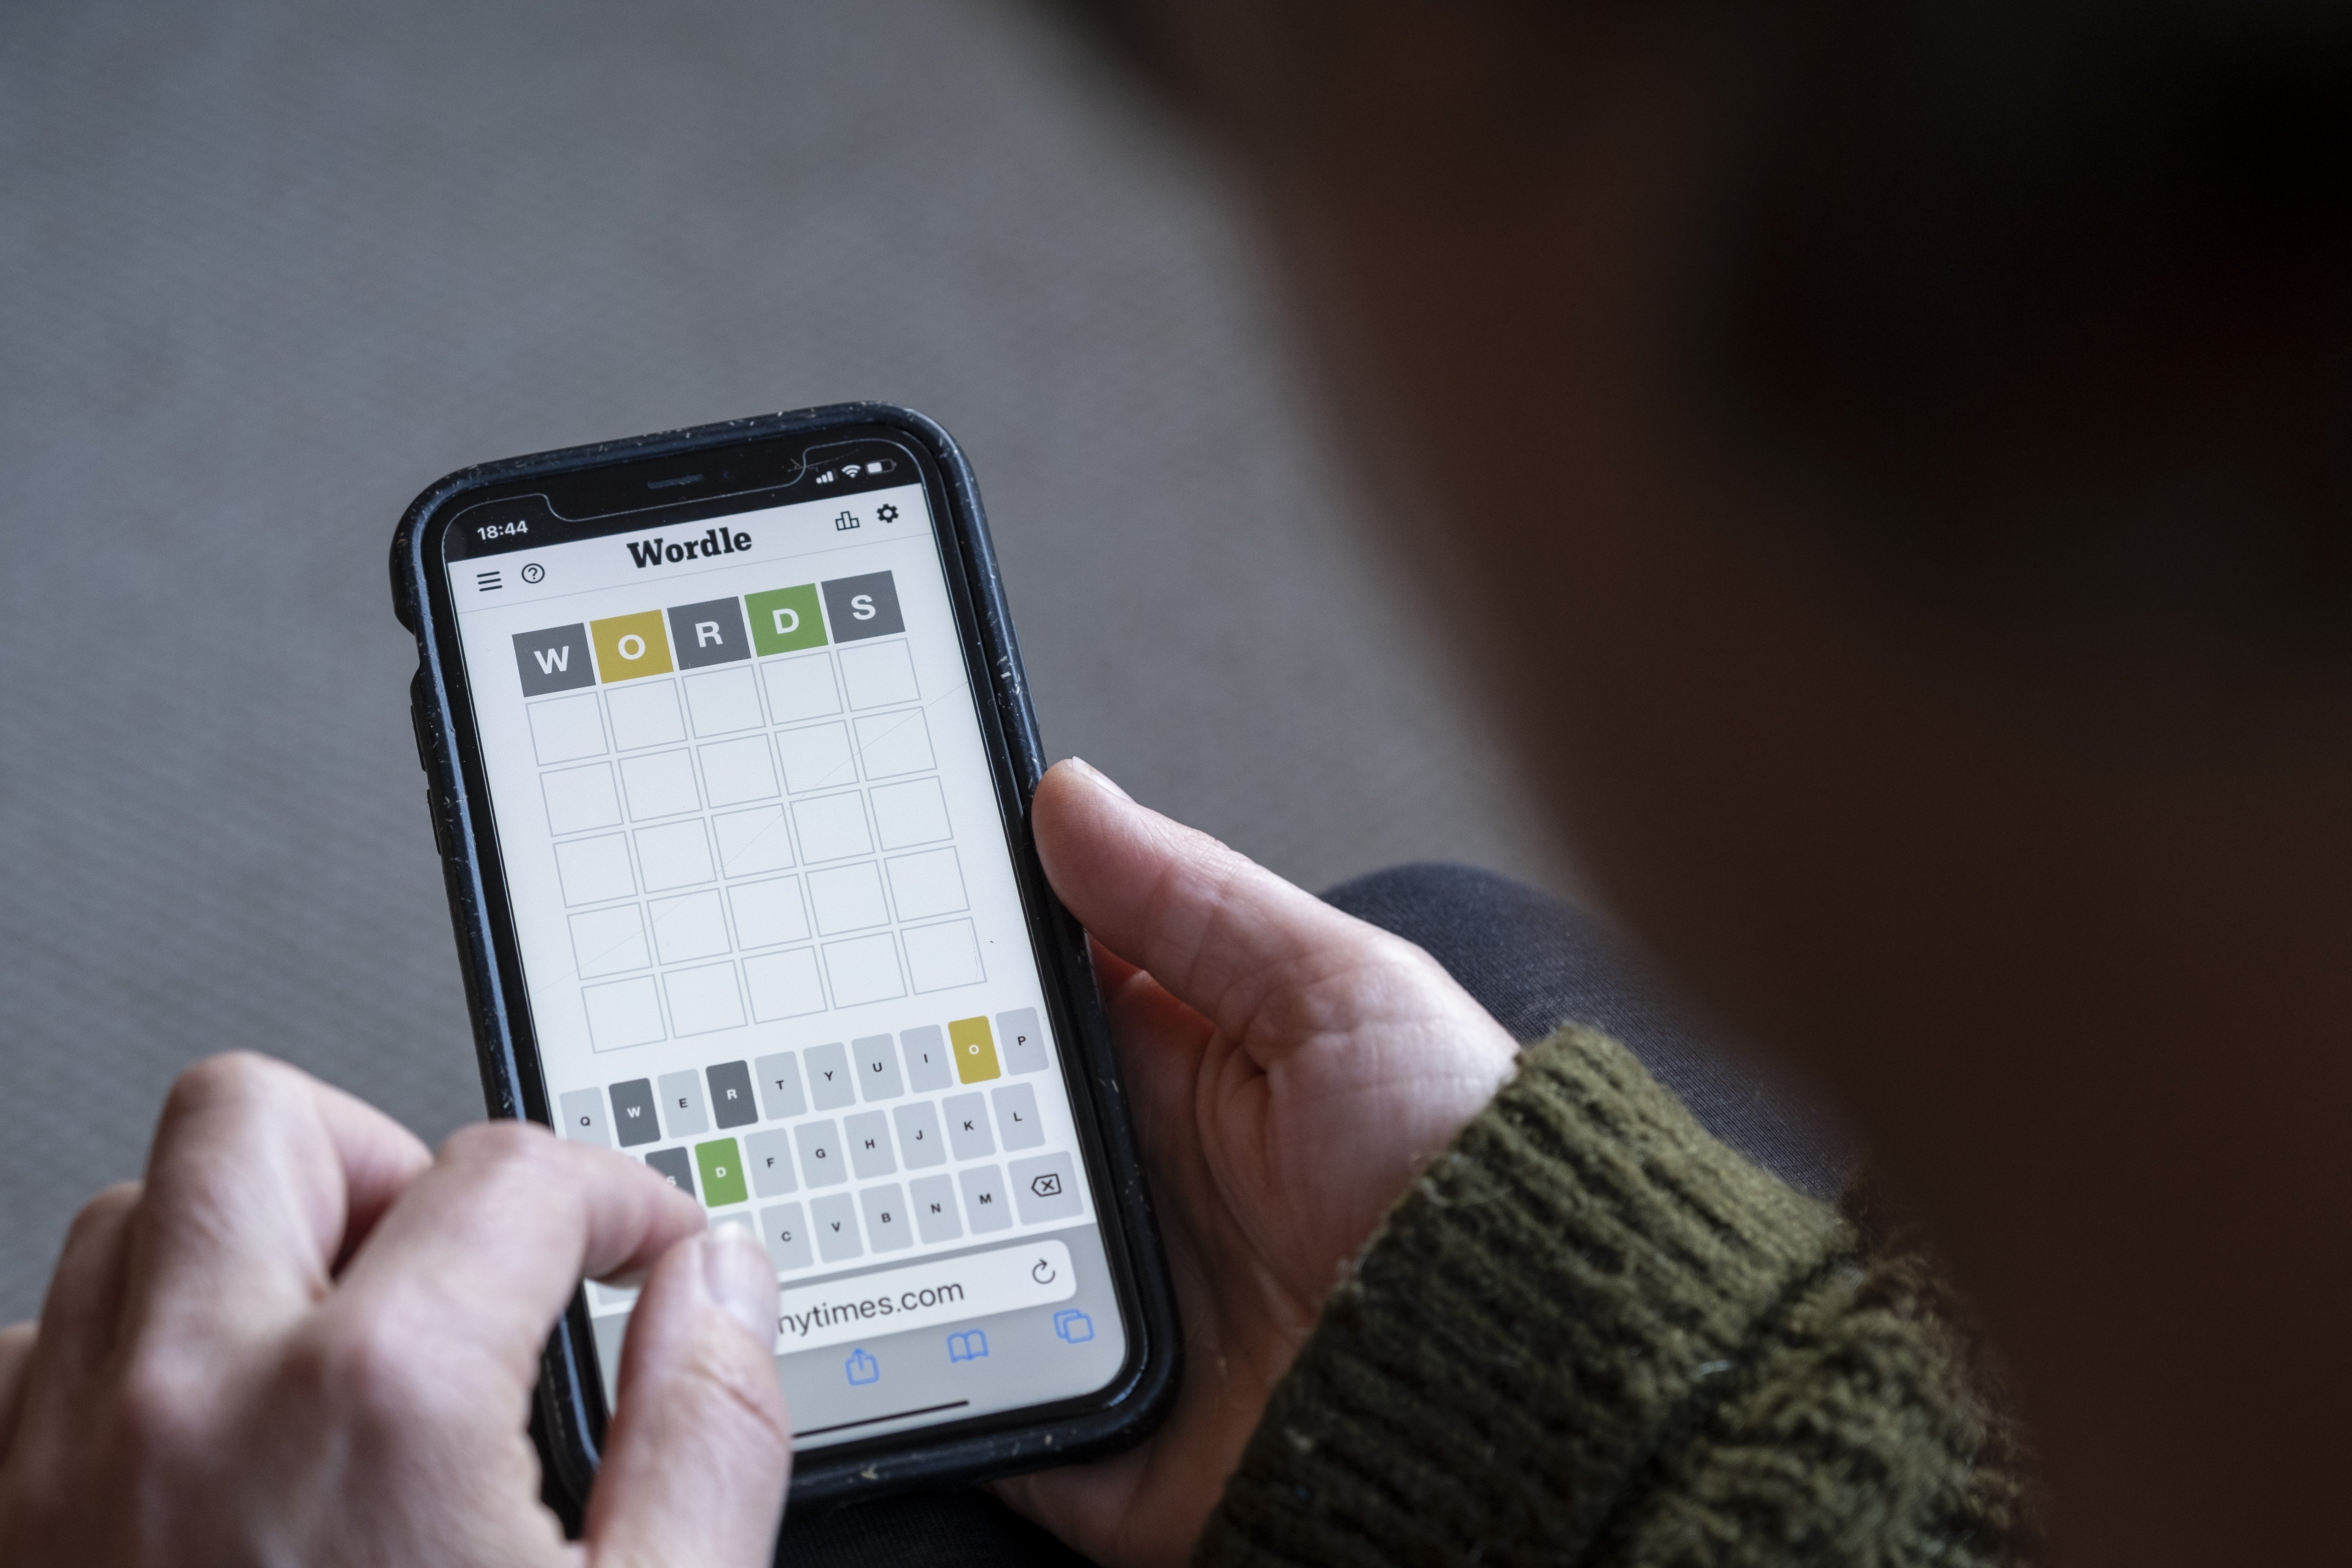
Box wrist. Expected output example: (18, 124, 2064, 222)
(1196, 1025, 1845, 1568)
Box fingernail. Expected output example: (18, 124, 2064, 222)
(700, 1225, 777, 1343)
(1062, 756, 1133, 802)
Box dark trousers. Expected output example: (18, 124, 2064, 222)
(730, 865, 1845, 1564)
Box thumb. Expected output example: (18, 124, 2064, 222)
(1033, 758, 1423, 1050)
(585, 1225, 790, 1567)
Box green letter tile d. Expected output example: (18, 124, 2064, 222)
(745, 584, 827, 655)
(695, 1139, 749, 1207)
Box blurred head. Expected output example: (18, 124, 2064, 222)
(1077, 0, 2352, 1141)
(1076, 9, 2352, 1544)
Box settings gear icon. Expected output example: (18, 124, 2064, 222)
(876, 503, 900, 524)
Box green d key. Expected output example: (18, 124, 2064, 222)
(695, 1138, 749, 1207)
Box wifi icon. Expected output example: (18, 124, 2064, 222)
(841, 463, 863, 478)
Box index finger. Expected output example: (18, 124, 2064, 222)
(122, 1053, 434, 1348)
(322, 1120, 703, 1388)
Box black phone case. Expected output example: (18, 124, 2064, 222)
(388, 402, 1179, 1513)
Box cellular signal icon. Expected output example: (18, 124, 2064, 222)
(813, 470, 836, 485)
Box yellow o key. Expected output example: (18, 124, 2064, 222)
(949, 1017, 1001, 1083)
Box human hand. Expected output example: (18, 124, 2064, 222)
(996, 760, 1517, 1568)
(0, 1052, 789, 1567)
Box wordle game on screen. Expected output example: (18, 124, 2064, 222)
(512, 569, 990, 1051)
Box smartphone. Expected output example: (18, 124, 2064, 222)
(389, 404, 1178, 1507)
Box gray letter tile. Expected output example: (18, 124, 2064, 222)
(753, 1051, 806, 1119)
(657, 1070, 708, 1136)
(998, 1008, 1047, 1074)
(746, 1128, 797, 1196)
(803, 1041, 855, 1109)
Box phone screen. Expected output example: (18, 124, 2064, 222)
(436, 457, 1128, 1449)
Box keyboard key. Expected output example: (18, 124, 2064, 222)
(753, 1051, 806, 1119)
(853, 1033, 905, 1101)
(706, 1061, 759, 1129)
(696, 1139, 748, 1207)
(559, 1088, 608, 1146)
(949, 1016, 1001, 1083)
(942, 1092, 994, 1160)
(1011, 1152, 1082, 1224)
(860, 1183, 914, 1253)
(893, 1101, 946, 1169)
(992, 1083, 1044, 1151)
(909, 1174, 961, 1243)
(803, 1041, 855, 1110)
(608, 1079, 661, 1147)
(811, 1192, 862, 1262)
(902, 1024, 953, 1091)
(998, 1008, 1047, 1074)
(657, 1070, 709, 1136)
(746, 1129, 797, 1196)
(844, 1111, 896, 1178)
(646, 1147, 695, 1198)
(760, 1201, 813, 1271)
(959, 1165, 1012, 1234)
(795, 1119, 846, 1187)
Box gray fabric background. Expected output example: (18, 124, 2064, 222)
(0, 0, 1566, 1320)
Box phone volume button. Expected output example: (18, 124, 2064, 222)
(426, 786, 454, 858)
(409, 669, 435, 773)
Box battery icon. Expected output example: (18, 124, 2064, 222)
(867, 457, 897, 474)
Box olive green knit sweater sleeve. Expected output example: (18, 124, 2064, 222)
(1195, 1026, 2038, 1568)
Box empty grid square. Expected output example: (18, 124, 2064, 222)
(570, 905, 650, 978)
(823, 933, 905, 1007)
(774, 722, 857, 795)
(648, 889, 731, 964)
(584, 976, 665, 1051)
(698, 736, 779, 808)
(808, 861, 889, 936)
(542, 763, 622, 836)
(886, 847, 967, 921)
(869, 777, 951, 850)
(904, 920, 983, 993)
(854, 709, 936, 778)
(839, 640, 919, 709)
(712, 807, 793, 877)
(664, 962, 745, 1036)
(606, 680, 687, 750)
(529, 692, 607, 765)
(554, 834, 634, 906)
(791, 792, 873, 862)
(727, 876, 810, 949)
(633, 820, 714, 892)
(744, 948, 826, 1021)
(684, 667, 766, 736)
(620, 750, 700, 819)
(761, 652, 841, 722)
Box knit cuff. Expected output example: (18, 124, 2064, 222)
(1195, 1025, 1847, 1568)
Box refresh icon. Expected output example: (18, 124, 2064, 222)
(1031, 1258, 1058, 1286)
